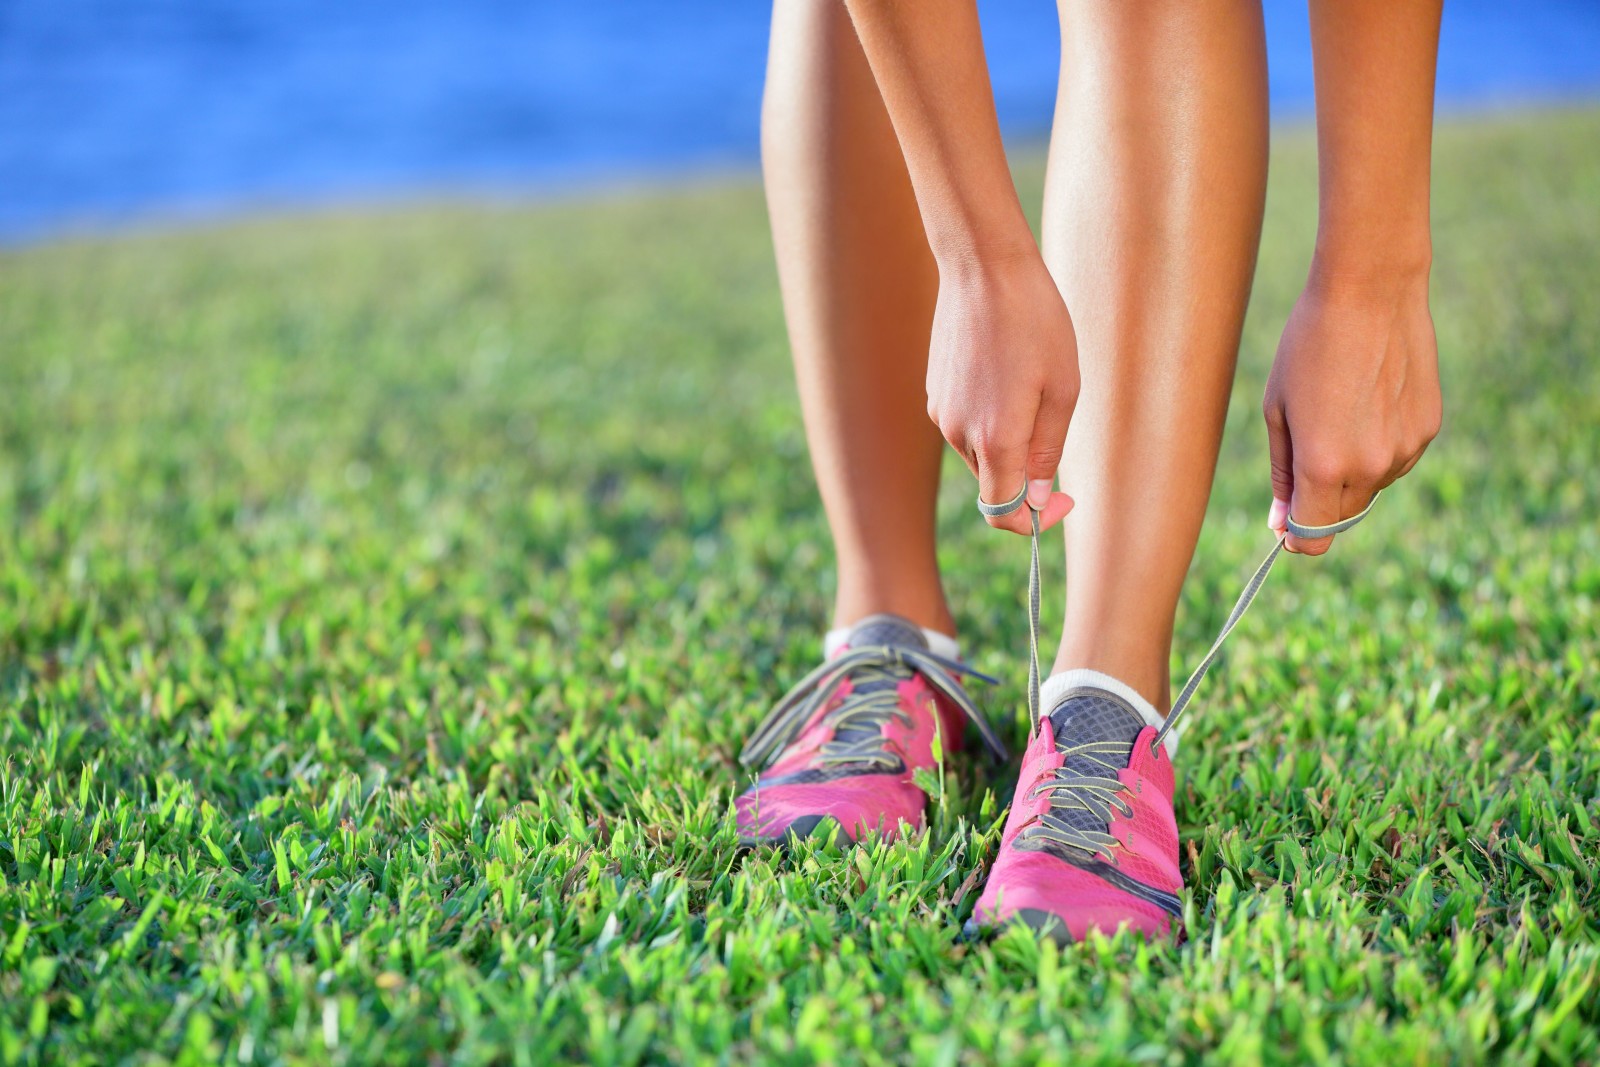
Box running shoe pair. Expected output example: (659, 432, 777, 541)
(734, 493, 1380, 943)
(734, 612, 1179, 943)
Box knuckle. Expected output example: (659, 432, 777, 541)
(1358, 449, 1393, 483)
(1299, 453, 1346, 488)
(1422, 401, 1443, 441)
(971, 420, 1007, 447)
(1028, 446, 1064, 469)
(972, 430, 1021, 462)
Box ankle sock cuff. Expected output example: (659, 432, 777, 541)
(824, 626, 960, 662)
(1039, 668, 1177, 758)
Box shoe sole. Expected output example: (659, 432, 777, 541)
(961, 909, 1076, 946)
(736, 815, 846, 850)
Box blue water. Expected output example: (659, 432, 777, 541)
(3, 0, 1598, 242)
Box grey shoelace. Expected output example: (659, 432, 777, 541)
(981, 488, 1381, 751)
(983, 487, 1379, 856)
(1023, 734, 1141, 854)
(739, 644, 1011, 770)
(740, 488, 1378, 818)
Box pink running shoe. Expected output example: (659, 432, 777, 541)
(964, 480, 1383, 943)
(966, 684, 1182, 944)
(736, 614, 1008, 846)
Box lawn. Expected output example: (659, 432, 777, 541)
(2, 107, 1598, 1065)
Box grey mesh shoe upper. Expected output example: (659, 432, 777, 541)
(841, 614, 927, 651)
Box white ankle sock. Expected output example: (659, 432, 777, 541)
(1039, 668, 1177, 757)
(824, 626, 961, 662)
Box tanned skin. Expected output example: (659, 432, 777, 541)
(764, 0, 1442, 707)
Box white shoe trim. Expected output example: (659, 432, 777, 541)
(1039, 668, 1178, 758)
(824, 625, 960, 662)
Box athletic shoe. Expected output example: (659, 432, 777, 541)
(960, 488, 1384, 942)
(965, 683, 1182, 943)
(735, 613, 1007, 846)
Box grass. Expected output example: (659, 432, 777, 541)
(1, 106, 1598, 1065)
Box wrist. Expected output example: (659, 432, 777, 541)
(922, 193, 1039, 277)
(931, 231, 1041, 282)
(1310, 200, 1432, 291)
(1307, 239, 1432, 299)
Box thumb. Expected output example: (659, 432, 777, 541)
(1265, 399, 1293, 534)
(1026, 382, 1076, 530)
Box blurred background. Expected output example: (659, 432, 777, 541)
(4, 0, 1600, 244)
(3, 8, 1599, 1060)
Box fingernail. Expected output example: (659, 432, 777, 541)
(1028, 479, 1052, 508)
(1267, 498, 1288, 532)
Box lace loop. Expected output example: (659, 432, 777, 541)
(972, 488, 1041, 727)
(1152, 490, 1380, 750)
(1000, 491, 1380, 851)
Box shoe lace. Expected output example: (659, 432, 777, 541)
(1023, 738, 1139, 855)
(1002, 493, 1381, 854)
(738, 645, 1010, 770)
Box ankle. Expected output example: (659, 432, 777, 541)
(831, 587, 956, 642)
(1048, 651, 1169, 713)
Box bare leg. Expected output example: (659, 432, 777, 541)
(762, 0, 952, 637)
(1042, 0, 1270, 706)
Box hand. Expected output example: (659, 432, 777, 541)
(1264, 271, 1442, 554)
(926, 249, 1079, 536)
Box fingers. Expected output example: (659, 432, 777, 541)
(1269, 396, 1425, 554)
(974, 477, 1072, 535)
(1033, 490, 1075, 532)
(944, 382, 1076, 537)
(1264, 399, 1294, 540)
(1025, 380, 1077, 532)
(1284, 456, 1386, 555)
(967, 437, 1073, 535)
(1391, 419, 1439, 483)
(1025, 380, 1074, 498)
(1393, 448, 1424, 481)
(971, 436, 1039, 536)
(1282, 465, 1344, 555)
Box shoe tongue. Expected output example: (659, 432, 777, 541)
(1047, 690, 1144, 773)
(843, 613, 928, 653)
(1040, 689, 1145, 843)
(826, 614, 926, 754)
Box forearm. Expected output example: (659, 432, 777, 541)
(1308, 0, 1443, 284)
(840, 0, 1036, 268)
